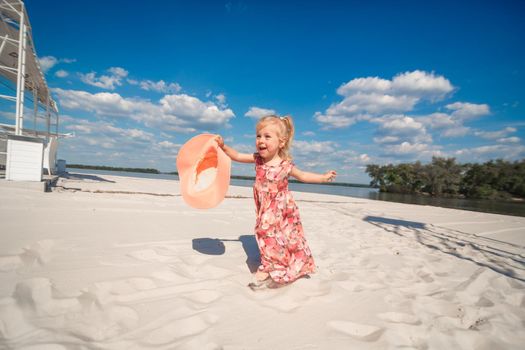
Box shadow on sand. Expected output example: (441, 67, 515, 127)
(61, 172, 116, 183)
(192, 235, 260, 273)
(364, 215, 525, 282)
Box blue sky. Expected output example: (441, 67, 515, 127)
(3, 0, 524, 183)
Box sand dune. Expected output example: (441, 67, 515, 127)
(0, 173, 524, 349)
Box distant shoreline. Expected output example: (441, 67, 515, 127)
(67, 164, 373, 188)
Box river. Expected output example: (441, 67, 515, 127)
(67, 168, 525, 217)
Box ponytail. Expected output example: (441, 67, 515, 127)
(279, 116, 294, 160)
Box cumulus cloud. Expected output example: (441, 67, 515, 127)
(38, 56, 76, 73)
(63, 118, 155, 154)
(158, 140, 180, 150)
(417, 103, 488, 138)
(446, 102, 490, 120)
(59, 116, 184, 170)
(454, 144, 525, 162)
(382, 142, 442, 157)
(39, 56, 58, 72)
(372, 115, 432, 145)
(53, 88, 149, 117)
(418, 112, 471, 138)
(245, 106, 276, 119)
(315, 70, 454, 129)
(441, 126, 470, 137)
(390, 70, 454, 100)
(53, 88, 235, 132)
(139, 80, 182, 93)
(474, 127, 516, 140)
(497, 137, 521, 143)
(160, 94, 234, 129)
(79, 67, 129, 90)
(294, 140, 336, 155)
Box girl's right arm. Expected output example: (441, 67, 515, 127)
(215, 135, 255, 163)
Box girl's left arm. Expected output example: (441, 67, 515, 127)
(290, 167, 337, 184)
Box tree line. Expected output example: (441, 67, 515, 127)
(365, 157, 525, 200)
(68, 164, 160, 174)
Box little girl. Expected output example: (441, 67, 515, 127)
(216, 115, 336, 289)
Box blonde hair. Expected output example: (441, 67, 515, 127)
(256, 115, 295, 160)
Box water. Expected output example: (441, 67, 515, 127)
(67, 168, 525, 217)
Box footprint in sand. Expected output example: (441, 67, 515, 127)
(298, 279, 332, 297)
(141, 313, 219, 345)
(181, 290, 222, 308)
(327, 320, 384, 341)
(11, 278, 139, 342)
(416, 269, 434, 283)
(0, 255, 23, 272)
(18, 345, 68, 350)
(377, 312, 420, 325)
(0, 240, 55, 272)
(127, 249, 174, 263)
(337, 280, 386, 292)
(0, 296, 36, 339)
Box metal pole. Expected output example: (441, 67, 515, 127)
(33, 84, 38, 136)
(0, 34, 8, 56)
(14, 4, 26, 135)
(46, 93, 51, 137)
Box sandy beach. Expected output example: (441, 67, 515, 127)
(0, 172, 524, 350)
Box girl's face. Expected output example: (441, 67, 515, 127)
(256, 123, 284, 161)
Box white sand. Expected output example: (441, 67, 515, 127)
(0, 172, 524, 350)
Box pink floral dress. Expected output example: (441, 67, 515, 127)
(253, 153, 316, 284)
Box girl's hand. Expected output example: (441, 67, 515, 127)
(324, 170, 337, 182)
(214, 135, 224, 149)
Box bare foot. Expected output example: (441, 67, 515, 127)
(255, 271, 270, 282)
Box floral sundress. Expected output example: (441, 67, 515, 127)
(253, 153, 316, 284)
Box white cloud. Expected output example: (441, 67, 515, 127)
(497, 137, 521, 143)
(446, 102, 490, 120)
(55, 70, 69, 78)
(315, 70, 453, 129)
(53, 88, 234, 132)
(337, 77, 391, 95)
(373, 135, 400, 144)
(441, 126, 470, 137)
(58, 116, 185, 170)
(215, 93, 227, 107)
(79, 67, 129, 90)
(245, 106, 276, 119)
(38, 56, 76, 73)
(140, 80, 182, 93)
(418, 108, 482, 138)
(159, 94, 235, 130)
(454, 144, 525, 162)
(359, 154, 370, 163)
(474, 127, 516, 140)
(53, 88, 149, 117)
(373, 115, 432, 145)
(314, 112, 371, 129)
(382, 142, 432, 156)
(391, 70, 454, 100)
(158, 140, 180, 149)
(108, 67, 128, 77)
(39, 56, 58, 72)
(293, 140, 336, 155)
